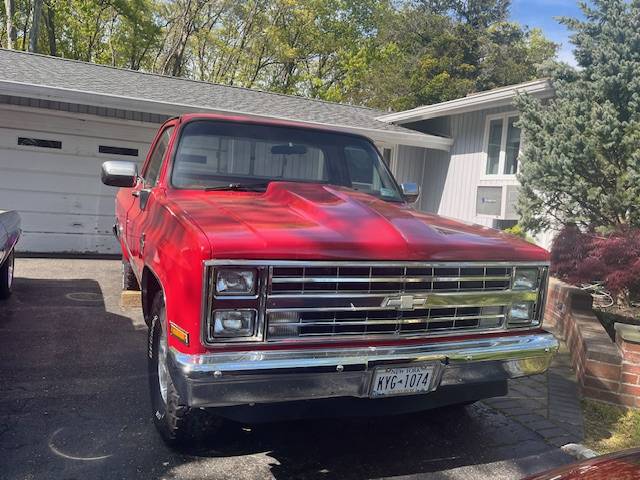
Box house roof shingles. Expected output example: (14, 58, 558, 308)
(0, 49, 429, 140)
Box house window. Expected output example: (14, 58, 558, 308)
(484, 114, 521, 176)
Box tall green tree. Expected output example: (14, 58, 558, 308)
(477, 23, 557, 91)
(353, 1, 556, 110)
(0, 0, 557, 110)
(515, 0, 640, 233)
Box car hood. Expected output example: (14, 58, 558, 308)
(167, 182, 548, 262)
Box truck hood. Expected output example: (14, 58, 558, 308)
(167, 182, 548, 262)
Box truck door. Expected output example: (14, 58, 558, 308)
(126, 125, 175, 274)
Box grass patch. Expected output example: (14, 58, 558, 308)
(583, 399, 640, 454)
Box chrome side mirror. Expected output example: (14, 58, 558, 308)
(101, 161, 138, 187)
(401, 182, 420, 203)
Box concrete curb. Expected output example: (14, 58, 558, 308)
(561, 443, 598, 460)
(120, 290, 142, 308)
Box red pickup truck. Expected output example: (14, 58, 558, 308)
(101, 113, 558, 446)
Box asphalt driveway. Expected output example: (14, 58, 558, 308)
(0, 259, 574, 479)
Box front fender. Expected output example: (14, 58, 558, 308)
(141, 193, 211, 355)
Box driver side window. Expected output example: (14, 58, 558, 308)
(143, 126, 174, 187)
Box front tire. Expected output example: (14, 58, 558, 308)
(148, 293, 218, 447)
(0, 251, 15, 299)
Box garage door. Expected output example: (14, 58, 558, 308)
(0, 106, 158, 254)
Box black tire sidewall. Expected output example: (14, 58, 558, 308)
(148, 294, 173, 439)
(147, 293, 223, 447)
(148, 304, 166, 421)
(148, 293, 200, 446)
(0, 251, 14, 299)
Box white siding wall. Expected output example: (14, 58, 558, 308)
(436, 106, 514, 226)
(393, 145, 428, 211)
(396, 106, 557, 249)
(393, 145, 425, 184)
(393, 145, 455, 214)
(420, 149, 450, 214)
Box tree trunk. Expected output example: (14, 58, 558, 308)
(29, 0, 44, 52)
(44, 2, 56, 56)
(4, 0, 16, 49)
(21, 2, 31, 51)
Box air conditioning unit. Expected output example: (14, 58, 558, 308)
(476, 185, 519, 220)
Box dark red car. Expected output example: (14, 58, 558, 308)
(527, 448, 640, 479)
(101, 114, 558, 445)
(0, 209, 20, 299)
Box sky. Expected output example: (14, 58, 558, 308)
(510, 0, 585, 66)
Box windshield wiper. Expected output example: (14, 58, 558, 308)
(204, 182, 269, 192)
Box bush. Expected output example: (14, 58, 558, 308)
(550, 225, 595, 283)
(551, 226, 640, 305)
(503, 224, 534, 243)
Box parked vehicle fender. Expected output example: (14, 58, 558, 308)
(0, 211, 20, 264)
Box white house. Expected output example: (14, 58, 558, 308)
(0, 48, 553, 254)
(378, 79, 555, 246)
(0, 49, 452, 254)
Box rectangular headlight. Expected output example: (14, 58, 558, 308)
(215, 269, 256, 296)
(508, 302, 538, 327)
(512, 267, 539, 290)
(211, 310, 256, 338)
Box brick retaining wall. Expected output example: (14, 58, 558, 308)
(544, 278, 640, 408)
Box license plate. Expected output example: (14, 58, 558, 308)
(370, 365, 435, 397)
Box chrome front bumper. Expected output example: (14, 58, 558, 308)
(168, 332, 558, 408)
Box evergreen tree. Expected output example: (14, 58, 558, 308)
(515, 0, 640, 233)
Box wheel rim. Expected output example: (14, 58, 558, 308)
(157, 322, 169, 405)
(7, 255, 13, 290)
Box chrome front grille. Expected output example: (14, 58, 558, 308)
(203, 260, 548, 345)
(268, 306, 507, 338)
(270, 265, 512, 294)
(263, 262, 546, 341)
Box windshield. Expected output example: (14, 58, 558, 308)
(170, 120, 403, 202)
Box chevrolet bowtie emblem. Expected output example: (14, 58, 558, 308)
(383, 294, 428, 311)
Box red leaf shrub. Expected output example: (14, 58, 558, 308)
(551, 226, 640, 304)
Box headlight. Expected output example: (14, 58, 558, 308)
(513, 267, 539, 290)
(212, 310, 256, 338)
(508, 302, 537, 326)
(215, 269, 256, 295)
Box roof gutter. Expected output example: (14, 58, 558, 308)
(376, 79, 554, 125)
(0, 80, 452, 151)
